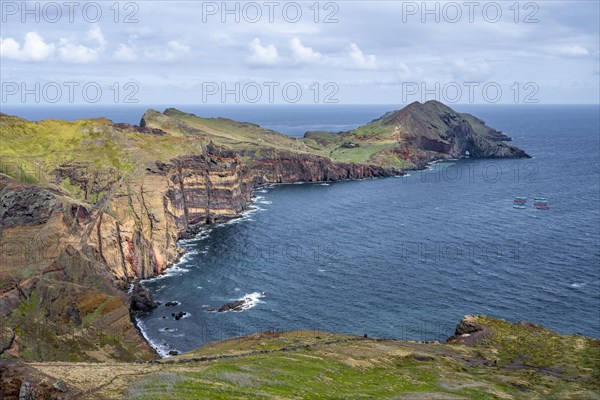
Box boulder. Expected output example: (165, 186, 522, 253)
(130, 283, 158, 313)
(217, 300, 246, 312)
(173, 311, 187, 320)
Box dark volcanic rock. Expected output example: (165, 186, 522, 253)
(455, 315, 483, 336)
(173, 311, 187, 320)
(0, 186, 59, 227)
(217, 300, 246, 312)
(446, 315, 491, 346)
(130, 283, 158, 313)
(66, 303, 82, 326)
(165, 301, 179, 307)
(113, 122, 167, 136)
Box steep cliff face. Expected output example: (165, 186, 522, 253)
(1, 130, 402, 287)
(0, 103, 528, 362)
(75, 145, 401, 283)
(0, 177, 155, 362)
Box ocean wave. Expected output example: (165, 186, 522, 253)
(216, 201, 265, 227)
(179, 229, 212, 245)
(237, 292, 265, 311)
(211, 292, 266, 313)
(570, 282, 586, 288)
(141, 264, 190, 283)
(135, 319, 171, 358)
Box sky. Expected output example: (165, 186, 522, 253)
(0, 0, 599, 105)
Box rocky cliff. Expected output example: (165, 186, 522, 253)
(0, 103, 528, 362)
(304, 100, 529, 169)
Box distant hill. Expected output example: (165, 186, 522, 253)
(304, 100, 529, 169)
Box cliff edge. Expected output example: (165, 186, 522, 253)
(0, 103, 529, 363)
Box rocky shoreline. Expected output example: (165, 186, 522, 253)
(0, 101, 531, 363)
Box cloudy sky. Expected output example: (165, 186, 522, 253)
(1, 0, 598, 105)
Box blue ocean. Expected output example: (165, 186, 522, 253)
(5, 104, 599, 356)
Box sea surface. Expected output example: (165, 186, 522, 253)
(6, 104, 599, 356)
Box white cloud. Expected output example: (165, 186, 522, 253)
(58, 42, 99, 63)
(1, 27, 108, 64)
(349, 43, 377, 69)
(290, 38, 322, 63)
(450, 58, 492, 81)
(87, 26, 107, 49)
(144, 40, 191, 62)
(248, 38, 280, 65)
(114, 43, 137, 62)
(58, 27, 106, 63)
(549, 45, 589, 57)
(167, 40, 190, 53)
(0, 32, 55, 61)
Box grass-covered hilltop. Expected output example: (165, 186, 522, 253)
(2, 316, 599, 398)
(3, 101, 597, 399)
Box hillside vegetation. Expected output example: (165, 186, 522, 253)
(7, 316, 598, 399)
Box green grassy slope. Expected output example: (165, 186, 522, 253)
(26, 316, 595, 399)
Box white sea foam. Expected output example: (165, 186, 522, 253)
(141, 264, 191, 283)
(135, 319, 171, 358)
(317, 183, 330, 186)
(218, 292, 266, 313)
(217, 202, 264, 227)
(179, 229, 212, 245)
(570, 282, 586, 288)
(237, 292, 265, 311)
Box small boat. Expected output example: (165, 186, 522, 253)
(535, 204, 550, 210)
(514, 196, 527, 201)
(534, 201, 548, 206)
(533, 197, 547, 202)
(513, 204, 527, 209)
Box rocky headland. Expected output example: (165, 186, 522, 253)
(2, 101, 598, 398)
(0, 101, 531, 365)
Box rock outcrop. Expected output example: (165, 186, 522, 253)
(130, 283, 159, 313)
